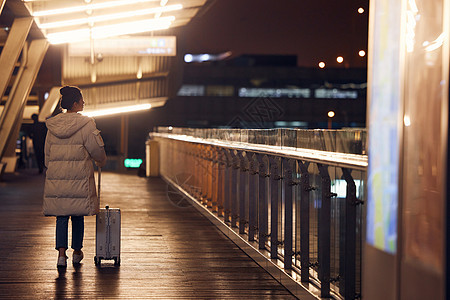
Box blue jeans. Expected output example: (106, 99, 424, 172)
(56, 216, 84, 250)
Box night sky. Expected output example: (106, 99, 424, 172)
(178, 0, 369, 68)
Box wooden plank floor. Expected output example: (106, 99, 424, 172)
(0, 170, 296, 299)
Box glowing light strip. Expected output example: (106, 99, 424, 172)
(81, 104, 152, 117)
(39, 4, 182, 29)
(32, 0, 159, 17)
(46, 16, 175, 44)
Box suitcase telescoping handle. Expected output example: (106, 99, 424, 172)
(97, 167, 101, 204)
(97, 167, 109, 210)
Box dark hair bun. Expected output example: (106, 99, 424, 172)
(60, 86, 82, 110)
(60, 86, 72, 96)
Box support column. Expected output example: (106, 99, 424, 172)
(119, 115, 129, 170)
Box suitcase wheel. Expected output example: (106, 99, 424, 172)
(114, 257, 120, 266)
(94, 256, 101, 266)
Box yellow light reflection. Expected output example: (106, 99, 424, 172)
(82, 104, 152, 117)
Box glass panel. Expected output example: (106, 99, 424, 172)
(402, 0, 447, 275)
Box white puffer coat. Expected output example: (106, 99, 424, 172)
(43, 113, 107, 216)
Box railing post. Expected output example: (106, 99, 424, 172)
(207, 146, 213, 208)
(211, 147, 219, 212)
(248, 153, 258, 241)
(230, 150, 240, 228)
(283, 158, 295, 270)
(194, 145, 202, 199)
(200, 145, 208, 205)
(317, 164, 332, 298)
(269, 156, 281, 259)
(223, 149, 232, 222)
(341, 168, 357, 300)
(256, 154, 269, 250)
(238, 151, 249, 235)
(298, 161, 311, 283)
(217, 149, 226, 217)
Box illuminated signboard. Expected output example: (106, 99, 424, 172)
(68, 36, 176, 56)
(124, 158, 143, 168)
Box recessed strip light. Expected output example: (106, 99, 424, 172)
(32, 0, 160, 17)
(39, 4, 182, 29)
(47, 16, 175, 44)
(81, 103, 152, 117)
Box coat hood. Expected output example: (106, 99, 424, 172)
(46, 113, 92, 139)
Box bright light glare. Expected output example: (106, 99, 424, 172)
(358, 7, 364, 14)
(47, 17, 174, 44)
(336, 56, 344, 63)
(359, 50, 366, 57)
(33, 0, 161, 17)
(328, 111, 335, 118)
(39, 4, 182, 29)
(404, 115, 411, 126)
(82, 104, 152, 117)
(200, 54, 210, 61)
(184, 54, 193, 62)
(318, 61, 325, 68)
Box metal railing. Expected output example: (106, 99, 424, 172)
(151, 128, 367, 299)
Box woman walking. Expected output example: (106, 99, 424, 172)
(43, 86, 107, 267)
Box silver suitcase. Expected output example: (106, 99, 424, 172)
(94, 168, 121, 266)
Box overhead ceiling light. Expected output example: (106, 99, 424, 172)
(32, 0, 160, 17)
(82, 103, 152, 117)
(47, 16, 175, 44)
(39, 4, 182, 29)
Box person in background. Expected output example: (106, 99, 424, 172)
(30, 114, 47, 173)
(43, 86, 107, 268)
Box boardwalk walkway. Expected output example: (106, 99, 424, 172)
(0, 170, 296, 299)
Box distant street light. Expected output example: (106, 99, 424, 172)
(327, 111, 335, 129)
(359, 50, 366, 57)
(358, 7, 364, 14)
(319, 61, 325, 68)
(336, 56, 344, 63)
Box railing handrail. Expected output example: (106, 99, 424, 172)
(151, 132, 368, 171)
